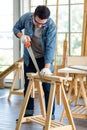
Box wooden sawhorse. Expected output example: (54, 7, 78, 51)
(8, 61, 24, 101)
(15, 73, 76, 130)
(58, 67, 87, 121)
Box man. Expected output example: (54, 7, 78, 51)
(13, 5, 56, 120)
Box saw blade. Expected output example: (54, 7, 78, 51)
(27, 47, 40, 75)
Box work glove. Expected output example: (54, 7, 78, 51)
(21, 35, 31, 48)
(40, 68, 52, 75)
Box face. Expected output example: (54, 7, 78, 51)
(33, 16, 48, 28)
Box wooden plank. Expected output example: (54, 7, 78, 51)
(49, 125, 72, 130)
(0, 58, 23, 79)
(58, 67, 87, 74)
(27, 73, 66, 83)
(10, 90, 23, 95)
(69, 65, 87, 71)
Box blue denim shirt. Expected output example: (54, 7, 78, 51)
(13, 13, 56, 69)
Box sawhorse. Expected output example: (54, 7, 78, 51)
(8, 61, 24, 101)
(58, 67, 87, 121)
(15, 73, 76, 130)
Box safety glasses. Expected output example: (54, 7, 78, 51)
(33, 17, 48, 26)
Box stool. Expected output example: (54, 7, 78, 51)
(15, 73, 76, 130)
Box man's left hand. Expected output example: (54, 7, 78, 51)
(40, 68, 52, 75)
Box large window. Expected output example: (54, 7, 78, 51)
(0, 0, 84, 75)
(0, 0, 13, 79)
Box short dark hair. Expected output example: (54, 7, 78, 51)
(34, 5, 50, 19)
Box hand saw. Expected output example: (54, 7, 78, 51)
(25, 37, 41, 77)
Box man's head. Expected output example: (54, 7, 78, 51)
(33, 5, 50, 28)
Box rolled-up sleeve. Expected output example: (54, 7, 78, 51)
(13, 13, 28, 37)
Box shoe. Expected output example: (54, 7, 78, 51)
(16, 113, 33, 122)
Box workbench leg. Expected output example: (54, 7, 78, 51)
(79, 76, 87, 107)
(60, 79, 74, 122)
(61, 82, 76, 130)
(8, 69, 18, 101)
(37, 81, 46, 117)
(56, 83, 61, 105)
(75, 85, 81, 105)
(67, 81, 74, 99)
(15, 79, 33, 130)
(44, 82, 56, 130)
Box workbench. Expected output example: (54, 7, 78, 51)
(58, 65, 87, 120)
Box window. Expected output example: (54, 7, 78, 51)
(20, 0, 84, 66)
(0, 0, 13, 79)
(0, 1, 84, 75)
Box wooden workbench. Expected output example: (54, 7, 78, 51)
(58, 65, 87, 120)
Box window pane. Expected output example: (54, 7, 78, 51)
(0, 0, 13, 15)
(0, 50, 13, 66)
(47, 6, 56, 23)
(56, 55, 62, 65)
(70, 33, 82, 56)
(31, 0, 44, 6)
(59, 0, 69, 4)
(57, 34, 66, 55)
(0, 33, 13, 49)
(31, 7, 36, 13)
(47, 0, 58, 5)
(0, 16, 13, 31)
(71, 0, 83, 4)
(58, 5, 69, 32)
(71, 5, 84, 32)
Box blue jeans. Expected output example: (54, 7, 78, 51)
(24, 57, 55, 116)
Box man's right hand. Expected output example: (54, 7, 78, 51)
(20, 35, 31, 48)
(21, 35, 31, 44)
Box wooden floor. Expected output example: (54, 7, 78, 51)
(0, 88, 87, 130)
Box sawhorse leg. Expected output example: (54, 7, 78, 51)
(8, 64, 24, 101)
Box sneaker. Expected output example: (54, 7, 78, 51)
(16, 113, 33, 122)
(16, 110, 34, 122)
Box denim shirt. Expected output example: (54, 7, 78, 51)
(13, 13, 56, 69)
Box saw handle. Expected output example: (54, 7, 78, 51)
(24, 36, 31, 48)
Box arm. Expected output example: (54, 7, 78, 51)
(13, 13, 29, 38)
(44, 20, 56, 67)
(40, 20, 56, 75)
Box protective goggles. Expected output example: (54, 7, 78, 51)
(33, 17, 48, 26)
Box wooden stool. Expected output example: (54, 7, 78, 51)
(15, 73, 76, 130)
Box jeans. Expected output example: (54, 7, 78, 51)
(24, 57, 55, 116)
